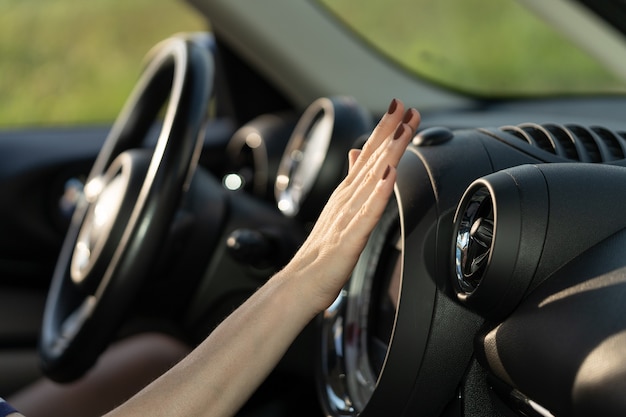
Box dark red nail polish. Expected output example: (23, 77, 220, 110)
(393, 123, 405, 140)
(402, 109, 414, 124)
(387, 98, 398, 115)
(382, 165, 391, 180)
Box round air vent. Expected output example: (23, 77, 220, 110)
(454, 186, 494, 295)
(451, 168, 546, 319)
(452, 162, 626, 319)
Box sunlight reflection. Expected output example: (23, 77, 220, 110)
(575, 330, 626, 387)
(538, 273, 626, 308)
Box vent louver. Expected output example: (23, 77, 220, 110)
(499, 123, 626, 162)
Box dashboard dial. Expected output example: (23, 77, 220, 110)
(224, 113, 297, 197)
(275, 96, 372, 219)
(319, 198, 401, 414)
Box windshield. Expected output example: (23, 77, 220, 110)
(317, 0, 626, 97)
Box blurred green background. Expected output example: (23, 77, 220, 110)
(0, 0, 206, 127)
(3, 0, 626, 127)
(320, 0, 626, 97)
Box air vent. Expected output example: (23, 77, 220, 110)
(455, 185, 494, 294)
(499, 123, 626, 162)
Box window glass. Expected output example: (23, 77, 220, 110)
(317, 0, 626, 97)
(0, 0, 206, 127)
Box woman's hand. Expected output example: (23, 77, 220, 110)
(105, 98, 420, 417)
(282, 98, 420, 314)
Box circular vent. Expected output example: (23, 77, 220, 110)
(499, 123, 626, 162)
(454, 186, 494, 294)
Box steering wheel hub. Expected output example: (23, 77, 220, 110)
(70, 151, 151, 292)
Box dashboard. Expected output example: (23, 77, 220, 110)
(4, 89, 626, 415)
(222, 94, 626, 416)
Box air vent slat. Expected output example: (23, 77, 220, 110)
(591, 126, 626, 161)
(565, 125, 602, 162)
(498, 123, 626, 163)
(519, 123, 559, 155)
(544, 124, 586, 161)
(500, 125, 536, 146)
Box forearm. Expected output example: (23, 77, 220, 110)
(105, 269, 318, 417)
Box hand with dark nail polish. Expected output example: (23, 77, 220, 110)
(104, 99, 422, 417)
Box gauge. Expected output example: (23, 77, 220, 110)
(275, 96, 372, 219)
(224, 113, 297, 197)
(319, 198, 401, 414)
(275, 101, 333, 216)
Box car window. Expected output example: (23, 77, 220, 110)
(317, 0, 626, 97)
(0, 0, 206, 127)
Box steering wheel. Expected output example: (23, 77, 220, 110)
(39, 35, 214, 382)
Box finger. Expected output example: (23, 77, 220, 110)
(353, 99, 405, 171)
(343, 118, 415, 214)
(348, 149, 361, 172)
(353, 115, 416, 185)
(402, 107, 421, 132)
(349, 104, 421, 181)
(359, 164, 396, 229)
(342, 165, 397, 257)
(314, 103, 417, 235)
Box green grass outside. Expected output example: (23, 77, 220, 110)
(3, 0, 626, 127)
(319, 0, 626, 97)
(0, 0, 206, 127)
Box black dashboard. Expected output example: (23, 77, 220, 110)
(222, 94, 626, 416)
(3, 90, 626, 415)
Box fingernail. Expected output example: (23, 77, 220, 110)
(387, 98, 398, 115)
(382, 165, 391, 180)
(393, 123, 406, 140)
(402, 109, 414, 124)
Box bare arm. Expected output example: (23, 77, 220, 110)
(105, 99, 420, 417)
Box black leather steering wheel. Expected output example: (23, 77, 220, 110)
(39, 35, 213, 382)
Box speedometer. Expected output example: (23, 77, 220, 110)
(275, 96, 372, 219)
(275, 105, 333, 216)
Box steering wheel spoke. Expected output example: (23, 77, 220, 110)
(52, 296, 97, 357)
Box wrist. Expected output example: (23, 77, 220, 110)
(271, 261, 338, 319)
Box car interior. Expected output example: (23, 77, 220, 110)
(2, 0, 626, 416)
